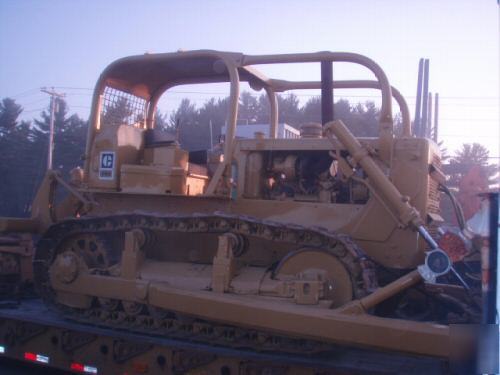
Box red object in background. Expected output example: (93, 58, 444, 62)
(457, 165, 489, 221)
(438, 231, 469, 262)
(24, 352, 36, 361)
(71, 362, 85, 372)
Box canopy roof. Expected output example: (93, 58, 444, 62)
(100, 50, 269, 99)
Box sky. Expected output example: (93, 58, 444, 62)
(0, 0, 498, 160)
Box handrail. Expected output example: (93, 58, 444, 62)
(269, 79, 411, 137)
(243, 52, 395, 162)
(264, 86, 279, 138)
(243, 52, 393, 123)
(204, 60, 240, 195)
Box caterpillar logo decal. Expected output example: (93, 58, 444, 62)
(99, 151, 115, 180)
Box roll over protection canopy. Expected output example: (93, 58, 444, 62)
(100, 50, 270, 100)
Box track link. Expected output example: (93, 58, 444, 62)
(34, 212, 376, 354)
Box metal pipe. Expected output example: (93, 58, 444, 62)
(83, 89, 104, 180)
(222, 65, 240, 163)
(146, 101, 155, 129)
(205, 62, 240, 195)
(420, 59, 430, 138)
(414, 59, 424, 138)
(321, 61, 333, 125)
(358, 270, 422, 311)
(269, 79, 411, 137)
(148, 75, 254, 130)
(417, 225, 439, 249)
(433, 93, 439, 142)
(427, 92, 433, 138)
(244, 51, 393, 123)
(264, 86, 278, 138)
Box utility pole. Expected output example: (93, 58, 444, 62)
(41, 87, 65, 170)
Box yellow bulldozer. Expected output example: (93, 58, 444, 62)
(0, 50, 480, 359)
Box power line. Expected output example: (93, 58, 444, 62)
(23, 107, 46, 113)
(65, 92, 94, 96)
(41, 87, 500, 101)
(6, 86, 499, 102)
(440, 118, 499, 122)
(52, 86, 93, 91)
(9, 88, 40, 99)
(165, 90, 499, 100)
(428, 102, 498, 107)
(440, 134, 499, 138)
(22, 97, 49, 107)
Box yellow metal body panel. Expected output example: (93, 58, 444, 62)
(1, 50, 471, 361)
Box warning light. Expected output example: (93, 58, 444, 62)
(0, 345, 5, 354)
(24, 352, 49, 364)
(24, 352, 36, 361)
(70, 362, 98, 373)
(71, 363, 85, 372)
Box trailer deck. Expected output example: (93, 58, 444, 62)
(0, 299, 448, 374)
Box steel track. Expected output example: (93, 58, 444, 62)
(33, 212, 376, 354)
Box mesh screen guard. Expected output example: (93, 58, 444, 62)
(100, 87, 148, 128)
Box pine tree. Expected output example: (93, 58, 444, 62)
(0, 98, 23, 132)
(447, 143, 497, 187)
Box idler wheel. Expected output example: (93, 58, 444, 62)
(53, 251, 79, 284)
(273, 248, 353, 308)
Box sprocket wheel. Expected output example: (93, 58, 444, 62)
(59, 234, 114, 270)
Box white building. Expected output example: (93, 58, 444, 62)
(221, 123, 300, 139)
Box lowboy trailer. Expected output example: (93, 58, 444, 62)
(0, 299, 448, 374)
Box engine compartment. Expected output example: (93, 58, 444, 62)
(243, 150, 370, 204)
